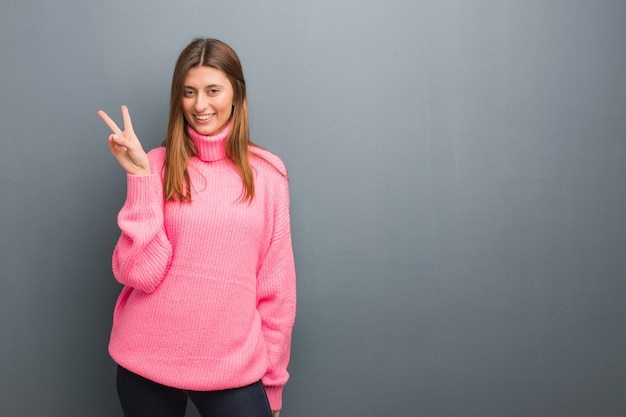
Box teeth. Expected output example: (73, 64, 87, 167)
(196, 114, 213, 120)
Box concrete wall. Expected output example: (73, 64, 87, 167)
(1, 1, 625, 416)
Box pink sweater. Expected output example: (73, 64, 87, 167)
(108, 123, 296, 410)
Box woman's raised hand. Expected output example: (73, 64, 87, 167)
(97, 105, 151, 176)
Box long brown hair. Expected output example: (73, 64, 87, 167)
(164, 38, 257, 203)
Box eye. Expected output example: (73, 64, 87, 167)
(183, 90, 195, 97)
(209, 89, 220, 95)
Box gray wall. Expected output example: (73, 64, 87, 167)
(1, 1, 625, 416)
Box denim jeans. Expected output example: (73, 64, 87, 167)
(116, 365, 273, 417)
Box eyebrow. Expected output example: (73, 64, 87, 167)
(184, 84, 223, 90)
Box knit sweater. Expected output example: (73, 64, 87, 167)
(108, 122, 296, 410)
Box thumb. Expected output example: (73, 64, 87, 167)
(108, 134, 129, 152)
(109, 134, 129, 148)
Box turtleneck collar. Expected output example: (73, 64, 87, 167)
(187, 120, 232, 162)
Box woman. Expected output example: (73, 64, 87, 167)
(97, 38, 296, 417)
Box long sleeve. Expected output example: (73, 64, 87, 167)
(256, 172, 297, 410)
(108, 142, 296, 404)
(112, 150, 173, 293)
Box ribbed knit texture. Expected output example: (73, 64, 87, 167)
(108, 122, 296, 410)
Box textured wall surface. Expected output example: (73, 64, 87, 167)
(1, 1, 625, 416)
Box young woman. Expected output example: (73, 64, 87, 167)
(97, 38, 296, 417)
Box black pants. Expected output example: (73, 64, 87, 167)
(116, 366, 273, 417)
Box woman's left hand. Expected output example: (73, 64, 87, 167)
(272, 411, 280, 417)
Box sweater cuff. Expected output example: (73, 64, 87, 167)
(125, 173, 162, 206)
(264, 385, 283, 411)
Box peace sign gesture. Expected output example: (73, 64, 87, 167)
(97, 105, 151, 176)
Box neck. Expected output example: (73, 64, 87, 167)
(187, 121, 232, 162)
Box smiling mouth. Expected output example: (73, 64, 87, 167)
(195, 114, 215, 121)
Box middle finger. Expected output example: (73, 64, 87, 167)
(97, 110, 122, 135)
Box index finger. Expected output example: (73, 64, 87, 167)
(97, 109, 122, 135)
(120, 105, 134, 133)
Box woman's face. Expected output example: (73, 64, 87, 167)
(182, 66, 234, 136)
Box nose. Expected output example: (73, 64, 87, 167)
(194, 93, 209, 112)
